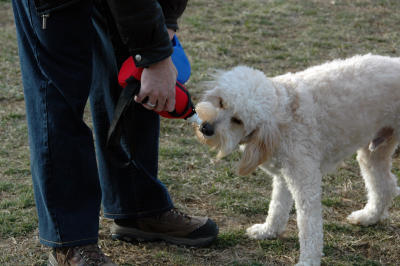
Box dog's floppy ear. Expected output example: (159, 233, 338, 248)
(238, 123, 279, 176)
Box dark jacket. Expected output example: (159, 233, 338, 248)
(33, 0, 188, 67)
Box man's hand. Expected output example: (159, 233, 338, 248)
(134, 29, 177, 112)
(135, 57, 177, 112)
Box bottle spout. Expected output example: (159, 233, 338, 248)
(186, 113, 202, 125)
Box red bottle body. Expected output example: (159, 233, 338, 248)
(118, 56, 195, 120)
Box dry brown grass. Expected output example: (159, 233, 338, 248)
(1, 0, 400, 265)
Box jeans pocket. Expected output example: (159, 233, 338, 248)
(34, 0, 81, 15)
(33, 0, 82, 30)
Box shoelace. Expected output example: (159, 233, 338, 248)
(76, 245, 107, 265)
(170, 207, 192, 220)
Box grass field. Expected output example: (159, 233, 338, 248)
(1, 0, 400, 265)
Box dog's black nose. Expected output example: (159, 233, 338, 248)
(200, 122, 214, 136)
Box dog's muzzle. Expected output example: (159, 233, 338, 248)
(200, 122, 214, 136)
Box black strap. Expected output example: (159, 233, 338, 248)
(106, 77, 140, 167)
(106, 78, 195, 168)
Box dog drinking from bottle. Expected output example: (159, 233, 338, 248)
(195, 54, 400, 265)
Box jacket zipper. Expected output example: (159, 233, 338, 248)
(41, 13, 50, 29)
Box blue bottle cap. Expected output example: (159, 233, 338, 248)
(171, 35, 191, 84)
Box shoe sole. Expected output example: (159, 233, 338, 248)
(111, 227, 217, 248)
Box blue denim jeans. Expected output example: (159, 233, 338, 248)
(12, 0, 173, 247)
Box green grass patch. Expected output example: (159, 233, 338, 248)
(214, 229, 247, 249)
(215, 189, 269, 215)
(322, 197, 344, 208)
(0, 208, 37, 238)
(1, 112, 25, 121)
(259, 237, 299, 255)
(324, 222, 355, 235)
(4, 168, 30, 177)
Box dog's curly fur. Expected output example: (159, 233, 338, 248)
(195, 54, 400, 265)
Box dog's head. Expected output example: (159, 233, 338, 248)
(195, 66, 280, 175)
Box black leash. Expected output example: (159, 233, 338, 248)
(106, 77, 140, 168)
(106, 77, 194, 168)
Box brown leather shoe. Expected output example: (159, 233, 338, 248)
(111, 208, 218, 247)
(48, 244, 117, 266)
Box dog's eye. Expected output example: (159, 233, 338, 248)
(231, 117, 243, 125)
(219, 98, 224, 109)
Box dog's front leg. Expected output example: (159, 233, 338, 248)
(282, 160, 323, 266)
(247, 174, 293, 239)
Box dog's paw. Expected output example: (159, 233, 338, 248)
(246, 223, 279, 240)
(347, 210, 380, 226)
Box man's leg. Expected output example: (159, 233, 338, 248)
(90, 2, 174, 218)
(12, 0, 101, 247)
(90, 2, 218, 247)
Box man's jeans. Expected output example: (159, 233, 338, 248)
(12, 0, 173, 247)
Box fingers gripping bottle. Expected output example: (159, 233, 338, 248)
(118, 35, 202, 125)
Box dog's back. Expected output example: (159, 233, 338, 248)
(274, 54, 400, 167)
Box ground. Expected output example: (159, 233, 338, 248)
(0, 0, 399, 265)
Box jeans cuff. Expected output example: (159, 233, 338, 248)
(103, 204, 174, 219)
(39, 236, 98, 248)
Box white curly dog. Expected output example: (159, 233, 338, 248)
(195, 54, 400, 265)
